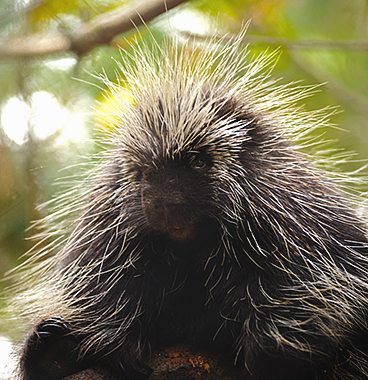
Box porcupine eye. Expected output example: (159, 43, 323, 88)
(191, 157, 207, 170)
(189, 153, 211, 171)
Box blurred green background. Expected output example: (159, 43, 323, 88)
(1, 0, 368, 341)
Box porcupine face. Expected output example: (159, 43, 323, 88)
(120, 85, 253, 243)
(140, 153, 213, 241)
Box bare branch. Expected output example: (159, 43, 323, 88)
(183, 32, 368, 51)
(63, 347, 248, 380)
(0, 34, 71, 58)
(0, 0, 189, 59)
(238, 34, 368, 51)
(70, 0, 189, 55)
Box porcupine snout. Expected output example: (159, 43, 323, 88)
(141, 162, 204, 241)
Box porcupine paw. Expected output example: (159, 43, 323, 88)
(21, 317, 82, 380)
(33, 317, 69, 343)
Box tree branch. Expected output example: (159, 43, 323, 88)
(63, 347, 248, 380)
(0, 0, 189, 59)
(238, 35, 368, 51)
(183, 32, 368, 51)
(0, 34, 71, 58)
(70, 0, 188, 55)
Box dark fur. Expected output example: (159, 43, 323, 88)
(18, 40, 368, 380)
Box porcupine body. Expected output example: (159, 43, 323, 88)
(17, 31, 368, 380)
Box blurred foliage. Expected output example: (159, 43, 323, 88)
(1, 0, 368, 335)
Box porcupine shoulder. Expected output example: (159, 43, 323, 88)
(16, 31, 368, 380)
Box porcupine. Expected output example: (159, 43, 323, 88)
(16, 30, 368, 380)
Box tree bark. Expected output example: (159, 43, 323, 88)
(63, 347, 249, 380)
(0, 0, 189, 58)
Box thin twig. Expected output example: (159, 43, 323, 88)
(182, 31, 368, 51)
(238, 34, 368, 51)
